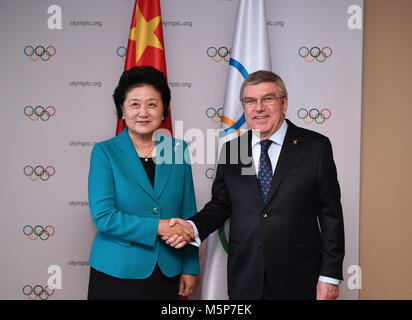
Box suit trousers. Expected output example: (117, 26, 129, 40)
(261, 269, 273, 300)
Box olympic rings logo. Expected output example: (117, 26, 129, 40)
(297, 108, 332, 124)
(117, 46, 127, 60)
(23, 225, 55, 240)
(24, 45, 56, 62)
(23, 165, 56, 181)
(205, 107, 223, 123)
(206, 46, 231, 63)
(24, 105, 56, 121)
(205, 168, 215, 180)
(298, 46, 332, 63)
(22, 284, 55, 300)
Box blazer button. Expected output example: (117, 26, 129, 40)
(262, 213, 268, 218)
(152, 208, 160, 215)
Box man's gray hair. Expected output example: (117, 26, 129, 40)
(239, 70, 288, 101)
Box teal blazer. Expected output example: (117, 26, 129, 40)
(88, 128, 199, 279)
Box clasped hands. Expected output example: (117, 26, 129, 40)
(157, 218, 194, 249)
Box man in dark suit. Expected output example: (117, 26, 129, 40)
(165, 70, 345, 300)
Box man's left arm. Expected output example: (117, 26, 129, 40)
(317, 137, 345, 298)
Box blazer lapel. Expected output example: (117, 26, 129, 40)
(114, 128, 157, 201)
(263, 120, 302, 208)
(153, 133, 171, 199)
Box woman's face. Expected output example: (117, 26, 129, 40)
(122, 84, 164, 139)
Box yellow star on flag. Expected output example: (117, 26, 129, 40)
(129, 6, 163, 64)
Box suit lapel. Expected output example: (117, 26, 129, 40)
(114, 128, 157, 201)
(237, 131, 263, 206)
(263, 120, 302, 208)
(243, 169, 263, 206)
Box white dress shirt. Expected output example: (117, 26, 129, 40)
(251, 119, 288, 175)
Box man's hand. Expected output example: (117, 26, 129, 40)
(157, 219, 192, 246)
(179, 274, 197, 297)
(161, 218, 194, 249)
(316, 281, 339, 300)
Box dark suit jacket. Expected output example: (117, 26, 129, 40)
(190, 119, 344, 299)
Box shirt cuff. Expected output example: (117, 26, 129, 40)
(187, 220, 201, 247)
(318, 275, 340, 285)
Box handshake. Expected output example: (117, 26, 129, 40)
(157, 218, 195, 249)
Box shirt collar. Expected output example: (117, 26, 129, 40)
(251, 119, 288, 147)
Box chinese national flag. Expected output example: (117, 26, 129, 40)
(116, 0, 172, 136)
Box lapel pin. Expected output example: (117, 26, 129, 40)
(293, 139, 298, 145)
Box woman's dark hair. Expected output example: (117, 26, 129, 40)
(113, 66, 170, 120)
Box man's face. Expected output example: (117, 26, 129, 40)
(242, 82, 288, 139)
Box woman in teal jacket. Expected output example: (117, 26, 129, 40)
(87, 66, 199, 300)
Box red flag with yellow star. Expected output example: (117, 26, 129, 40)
(116, 0, 172, 136)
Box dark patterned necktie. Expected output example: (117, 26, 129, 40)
(258, 140, 273, 202)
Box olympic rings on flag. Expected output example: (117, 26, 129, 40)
(206, 46, 231, 63)
(23, 165, 56, 181)
(298, 46, 332, 63)
(22, 284, 55, 300)
(24, 105, 56, 121)
(205, 168, 215, 180)
(205, 107, 223, 123)
(24, 45, 56, 62)
(297, 107, 332, 124)
(117, 46, 127, 59)
(23, 225, 55, 240)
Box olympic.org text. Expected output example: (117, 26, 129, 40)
(68, 201, 88, 207)
(267, 20, 285, 27)
(69, 140, 98, 147)
(162, 20, 192, 28)
(68, 260, 89, 267)
(69, 20, 103, 28)
(168, 81, 192, 89)
(69, 81, 102, 88)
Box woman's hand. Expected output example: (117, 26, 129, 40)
(161, 218, 195, 248)
(179, 274, 197, 297)
(157, 219, 192, 245)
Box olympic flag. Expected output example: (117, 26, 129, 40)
(219, 0, 272, 144)
(115, 0, 172, 136)
(199, 0, 272, 299)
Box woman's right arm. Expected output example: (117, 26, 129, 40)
(88, 144, 159, 247)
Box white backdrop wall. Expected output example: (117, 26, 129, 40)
(0, 0, 363, 299)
